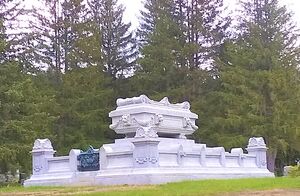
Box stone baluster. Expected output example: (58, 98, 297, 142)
(246, 137, 267, 168)
(31, 139, 55, 175)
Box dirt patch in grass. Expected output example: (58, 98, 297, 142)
(0, 185, 155, 196)
(224, 189, 300, 196)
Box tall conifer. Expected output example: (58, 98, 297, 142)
(88, 0, 137, 79)
(199, 0, 300, 173)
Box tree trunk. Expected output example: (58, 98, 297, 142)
(267, 149, 277, 173)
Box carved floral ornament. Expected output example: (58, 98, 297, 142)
(116, 95, 191, 110)
(135, 157, 158, 164)
(111, 114, 198, 130)
(110, 114, 163, 129)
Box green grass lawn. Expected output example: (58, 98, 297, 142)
(0, 177, 300, 196)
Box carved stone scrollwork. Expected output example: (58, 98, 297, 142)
(135, 127, 158, 138)
(152, 114, 163, 125)
(133, 114, 163, 138)
(247, 137, 266, 148)
(109, 114, 132, 129)
(110, 114, 163, 131)
(33, 139, 53, 151)
(182, 117, 198, 130)
(159, 97, 171, 106)
(135, 157, 158, 164)
(175, 101, 190, 110)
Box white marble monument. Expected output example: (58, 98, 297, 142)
(24, 95, 274, 187)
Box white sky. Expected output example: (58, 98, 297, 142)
(18, 0, 300, 35)
(22, 0, 300, 30)
(120, 0, 300, 29)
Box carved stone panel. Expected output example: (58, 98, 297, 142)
(132, 139, 160, 168)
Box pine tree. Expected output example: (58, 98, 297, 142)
(29, 0, 63, 77)
(88, 0, 137, 79)
(186, 0, 230, 69)
(61, 0, 100, 71)
(0, 0, 38, 72)
(137, 0, 175, 46)
(0, 2, 58, 174)
(198, 0, 300, 173)
(53, 66, 114, 154)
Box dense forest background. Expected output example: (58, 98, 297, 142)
(1, 0, 300, 176)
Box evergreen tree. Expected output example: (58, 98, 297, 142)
(0, 63, 58, 174)
(138, 11, 185, 94)
(53, 66, 114, 154)
(186, 0, 229, 69)
(138, 0, 229, 69)
(30, 0, 63, 76)
(0, 3, 57, 174)
(61, 0, 100, 71)
(89, 0, 137, 79)
(137, 0, 175, 46)
(197, 0, 300, 173)
(0, 0, 38, 72)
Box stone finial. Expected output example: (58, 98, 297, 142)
(32, 139, 54, 151)
(247, 137, 266, 148)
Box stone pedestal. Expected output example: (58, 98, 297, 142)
(132, 139, 160, 168)
(246, 137, 267, 168)
(31, 139, 55, 175)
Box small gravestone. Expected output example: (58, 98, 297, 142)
(77, 146, 99, 172)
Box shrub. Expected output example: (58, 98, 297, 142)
(288, 165, 300, 177)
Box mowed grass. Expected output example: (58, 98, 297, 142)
(0, 177, 300, 196)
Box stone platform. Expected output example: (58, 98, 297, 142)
(24, 95, 273, 187)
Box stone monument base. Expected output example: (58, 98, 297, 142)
(24, 167, 273, 187)
(24, 95, 274, 187)
(24, 137, 274, 187)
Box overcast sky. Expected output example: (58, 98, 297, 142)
(119, 0, 300, 29)
(24, 0, 300, 30)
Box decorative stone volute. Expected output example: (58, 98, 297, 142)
(247, 137, 266, 148)
(32, 139, 54, 152)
